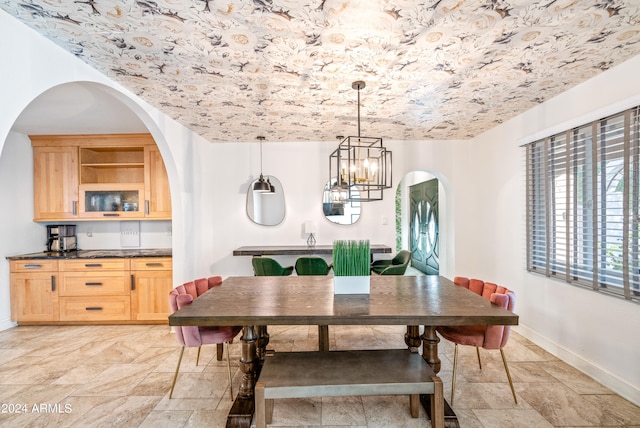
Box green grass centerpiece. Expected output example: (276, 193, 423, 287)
(333, 240, 370, 294)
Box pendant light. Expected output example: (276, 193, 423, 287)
(253, 136, 271, 192)
(329, 81, 392, 202)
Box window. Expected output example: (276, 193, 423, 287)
(526, 107, 640, 302)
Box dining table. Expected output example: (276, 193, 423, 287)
(168, 275, 518, 428)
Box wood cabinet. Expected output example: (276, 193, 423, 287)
(59, 259, 130, 322)
(144, 147, 172, 219)
(32, 146, 78, 220)
(10, 260, 59, 322)
(30, 134, 171, 221)
(10, 256, 172, 325)
(130, 257, 173, 321)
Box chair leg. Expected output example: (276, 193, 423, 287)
(476, 346, 482, 370)
(500, 348, 518, 404)
(451, 343, 458, 406)
(225, 342, 233, 400)
(169, 346, 185, 399)
(196, 346, 202, 366)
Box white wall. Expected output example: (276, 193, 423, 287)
(466, 55, 640, 405)
(1, 8, 638, 406)
(179, 139, 421, 277)
(0, 133, 43, 330)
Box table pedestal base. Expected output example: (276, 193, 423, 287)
(228, 324, 461, 427)
(421, 394, 460, 428)
(226, 397, 254, 428)
(406, 325, 460, 427)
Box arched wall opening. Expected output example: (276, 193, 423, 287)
(0, 81, 183, 331)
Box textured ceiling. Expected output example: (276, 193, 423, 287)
(3, 0, 640, 143)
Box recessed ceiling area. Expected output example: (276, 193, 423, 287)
(3, 1, 640, 142)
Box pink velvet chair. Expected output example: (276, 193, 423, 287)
(168, 276, 242, 399)
(436, 276, 517, 405)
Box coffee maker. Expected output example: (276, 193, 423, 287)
(46, 225, 77, 252)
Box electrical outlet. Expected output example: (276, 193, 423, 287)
(120, 221, 140, 247)
(87, 227, 93, 237)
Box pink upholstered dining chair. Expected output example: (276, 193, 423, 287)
(436, 276, 517, 405)
(168, 276, 242, 399)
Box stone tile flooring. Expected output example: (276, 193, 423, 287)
(0, 324, 638, 427)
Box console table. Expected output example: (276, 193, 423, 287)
(232, 244, 392, 256)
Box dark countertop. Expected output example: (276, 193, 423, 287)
(6, 248, 172, 260)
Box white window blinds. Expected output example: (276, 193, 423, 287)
(525, 107, 640, 302)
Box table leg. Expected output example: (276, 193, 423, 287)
(226, 325, 259, 428)
(421, 325, 459, 428)
(421, 325, 441, 373)
(405, 325, 421, 352)
(256, 325, 269, 363)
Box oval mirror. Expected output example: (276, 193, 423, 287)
(246, 176, 285, 226)
(322, 177, 361, 225)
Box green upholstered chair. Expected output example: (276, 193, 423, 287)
(252, 257, 294, 276)
(295, 257, 332, 275)
(371, 250, 411, 275)
(379, 263, 410, 275)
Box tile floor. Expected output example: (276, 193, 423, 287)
(0, 324, 638, 427)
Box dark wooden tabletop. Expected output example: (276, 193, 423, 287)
(232, 244, 392, 256)
(168, 275, 518, 327)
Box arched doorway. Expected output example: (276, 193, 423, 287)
(409, 178, 439, 275)
(396, 170, 449, 276)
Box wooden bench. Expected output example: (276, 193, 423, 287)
(255, 349, 444, 428)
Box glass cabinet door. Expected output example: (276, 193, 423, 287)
(79, 184, 144, 218)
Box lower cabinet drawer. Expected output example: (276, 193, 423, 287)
(60, 273, 129, 296)
(59, 296, 130, 321)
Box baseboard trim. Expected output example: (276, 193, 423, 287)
(514, 324, 639, 407)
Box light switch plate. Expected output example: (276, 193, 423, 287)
(120, 221, 140, 247)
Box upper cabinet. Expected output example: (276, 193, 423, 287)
(33, 145, 79, 220)
(144, 146, 172, 219)
(31, 134, 171, 221)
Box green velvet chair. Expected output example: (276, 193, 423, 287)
(252, 257, 294, 276)
(295, 257, 332, 275)
(371, 250, 411, 275)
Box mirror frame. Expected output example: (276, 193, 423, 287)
(322, 177, 361, 225)
(246, 175, 285, 226)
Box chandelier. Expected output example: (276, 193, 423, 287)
(329, 81, 392, 202)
